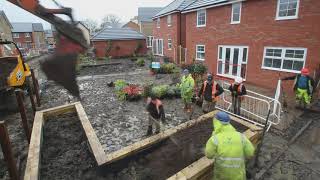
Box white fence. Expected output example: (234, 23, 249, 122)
(216, 81, 282, 131)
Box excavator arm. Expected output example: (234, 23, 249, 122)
(7, 0, 90, 98)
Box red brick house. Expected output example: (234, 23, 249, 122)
(91, 28, 147, 58)
(122, 21, 140, 32)
(153, 0, 320, 92)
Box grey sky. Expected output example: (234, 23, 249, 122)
(0, 0, 172, 29)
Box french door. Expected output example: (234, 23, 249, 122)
(217, 45, 248, 79)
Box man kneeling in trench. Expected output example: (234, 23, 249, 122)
(205, 111, 255, 180)
(146, 95, 166, 136)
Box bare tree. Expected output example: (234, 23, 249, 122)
(100, 14, 122, 29)
(83, 18, 98, 33)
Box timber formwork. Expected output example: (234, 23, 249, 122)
(24, 103, 262, 180)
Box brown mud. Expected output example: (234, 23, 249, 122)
(40, 113, 96, 180)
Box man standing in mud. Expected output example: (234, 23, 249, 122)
(146, 95, 165, 136)
(197, 74, 224, 113)
(205, 111, 255, 180)
(229, 77, 247, 115)
(179, 69, 195, 112)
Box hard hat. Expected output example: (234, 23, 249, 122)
(301, 68, 309, 76)
(234, 77, 243, 84)
(215, 111, 230, 124)
(183, 69, 189, 75)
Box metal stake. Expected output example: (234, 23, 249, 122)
(31, 69, 41, 107)
(0, 121, 19, 180)
(15, 89, 31, 143)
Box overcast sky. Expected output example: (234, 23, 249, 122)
(0, 0, 171, 29)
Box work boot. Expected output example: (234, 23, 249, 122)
(146, 126, 153, 136)
(155, 129, 160, 134)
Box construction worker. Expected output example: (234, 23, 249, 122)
(229, 77, 247, 115)
(282, 68, 315, 108)
(146, 95, 165, 136)
(179, 69, 195, 112)
(205, 111, 255, 180)
(197, 74, 224, 113)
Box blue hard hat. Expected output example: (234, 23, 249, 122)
(215, 111, 230, 124)
(183, 69, 189, 74)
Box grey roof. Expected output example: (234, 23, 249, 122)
(0, 11, 12, 28)
(153, 0, 196, 18)
(11, 22, 44, 32)
(32, 23, 44, 32)
(138, 7, 163, 22)
(91, 28, 145, 41)
(183, 0, 230, 11)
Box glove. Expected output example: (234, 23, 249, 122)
(195, 96, 200, 101)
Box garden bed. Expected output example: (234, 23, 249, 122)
(40, 113, 96, 180)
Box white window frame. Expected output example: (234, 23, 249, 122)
(196, 45, 205, 61)
(25, 33, 30, 37)
(16, 42, 21, 48)
(217, 45, 249, 79)
(231, 2, 242, 24)
(167, 15, 172, 27)
(13, 33, 19, 38)
(147, 36, 154, 48)
(157, 18, 160, 28)
(168, 39, 172, 50)
(197, 9, 206, 27)
(261, 47, 307, 73)
(276, 0, 300, 20)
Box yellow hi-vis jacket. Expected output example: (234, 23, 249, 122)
(205, 119, 255, 180)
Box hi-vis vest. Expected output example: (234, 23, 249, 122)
(231, 83, 243, 94)
(203, 81, 218, 100)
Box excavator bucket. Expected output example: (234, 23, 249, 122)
(40, 53, 80, 98)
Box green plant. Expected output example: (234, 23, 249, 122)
(114, 80, 127, 101)
(136, 58, 145, 67)
(142, 83, 153, 98)
(160, 63, 176, 74)
(151, 85, 169, 98)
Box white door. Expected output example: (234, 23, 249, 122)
(218, 46, 248, 79)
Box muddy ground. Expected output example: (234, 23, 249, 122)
(40, 113, 96, 180)
(1, 57, 320, 180)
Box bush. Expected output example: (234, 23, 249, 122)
(142, 83, 153, 98)
(114, 80, 127, 101)
(136, 58, 145, 67)
(151, 85, 169, 98)
(123, 85, 143, 101)
(181, 63, 207, 75)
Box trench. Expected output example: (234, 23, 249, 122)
(40, 113, 96, 180)
(83, 118, 248, 180)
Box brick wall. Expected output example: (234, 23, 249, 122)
(0, 17, 12, 41)
(12, 32, 33, 49)
(93, 39, 148, 58)
(185, 0, 320, 92)
(153, 13, 180, 61)
(123, 22, 140, 33)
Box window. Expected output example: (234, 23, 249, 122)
(196, 45, 205, 60)
(197, 9, 206, 27)
(147, 36, 154, 48)
(167, 15, 172, 27)
(276, 0, 300, 20)
(16, 42, 21, 48)
(152, 39, 163, 56)
(231, 2, 242, 24)
(218, 46, 249, 79)
(25, 33, 30, 37)
(13, 33, 19, 38)
(168, 39, 172, 50)
(262, 47, 307, 73)
(157, 18, 160, 28)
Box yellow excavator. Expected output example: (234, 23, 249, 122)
(4, 0, 90, 98)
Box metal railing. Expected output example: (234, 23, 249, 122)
(215, 81, 282, 131)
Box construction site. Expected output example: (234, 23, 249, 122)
(1, 0, 320, 180)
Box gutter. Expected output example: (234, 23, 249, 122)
(152, 10, 180, 20)
(181, 0, 246, 14)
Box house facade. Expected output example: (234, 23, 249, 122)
(11, 22, 46, 53)
(138, 7, 163, 48)
(154, 0, 320, 92)
(122, 21, 140, 32)
(0, 11, 13, 41)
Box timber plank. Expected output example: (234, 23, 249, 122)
(75, 102, 106, 165)
(103, 111, 218, 165)
(41, 103, 77, 118)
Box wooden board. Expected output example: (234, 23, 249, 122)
(103, 111, 219, 165)
(24, 102, 106, 180)
(167, 127, 262, 180)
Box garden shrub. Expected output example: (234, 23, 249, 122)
(114, 80, 127, 101)
(151, 85, 169, 98)
(123, 85, 143, 101)
(136, 58, 145, 67)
